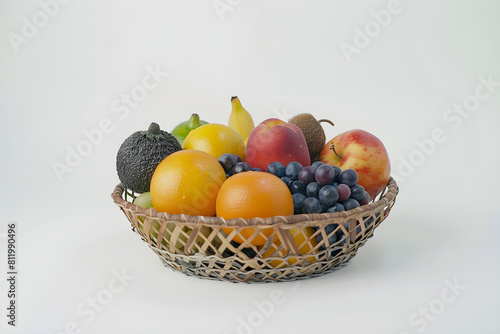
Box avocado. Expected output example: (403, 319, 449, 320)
(116, 122, 182, 193)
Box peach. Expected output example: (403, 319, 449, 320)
(246, 118, 311, 171)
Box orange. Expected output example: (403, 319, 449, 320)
(217, 171, 293, 246)
(182, 123, 246, 161)
(260, 227, 318, 268)
(150, 150, 226, 216)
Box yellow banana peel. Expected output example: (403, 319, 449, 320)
(229, 96, 255, 141)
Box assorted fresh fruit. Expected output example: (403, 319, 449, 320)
(115, 96, 392, 265)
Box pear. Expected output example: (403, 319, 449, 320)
(171, 113, 208, 145)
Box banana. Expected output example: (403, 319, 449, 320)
(228, 96, 255, 141)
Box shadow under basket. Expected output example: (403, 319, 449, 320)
(111, 178, 399, 283)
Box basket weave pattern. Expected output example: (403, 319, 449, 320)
(112, 178, 398, 283)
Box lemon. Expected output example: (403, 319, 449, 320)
(182, 123, 246, 161)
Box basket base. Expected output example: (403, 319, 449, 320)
(151, 244, 359, 283)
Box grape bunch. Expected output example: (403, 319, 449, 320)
(217, 153, 261, 178)
(217, 155, 375, 254)
(318, 214, 380, 250)
(266, 160, 370, 215)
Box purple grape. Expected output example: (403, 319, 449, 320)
(339, 169, 358, 187)
(359, 191, 370, 206)
(285, 161, 303, 180)
(306, 182, 322, 198)
(321, 202, 329, 213)
(267, 161, 285, 178)
(332, 166, 342, 183)
(364, 212, 380, 227)
(341, 221, 362, 238)
(335, 184, 351, 202)
(327, 203, 345, 213)
(251, 167, 262, 172)
(301, 197, 322, 214)
(298, 166, 316, 185)
(292, 193, 307, 214)
(319, 185, 339, 207)
(317, 223, 338, 245)
(311, 161, 325, 168)
(218, 153, 238, 173)
(233, 162, 251, 174)
(315, 164, 335, 186)
(281, 176, 294, 188)
(290, 180, 306, 195)
(350, 184, 366, 201)
(342, 198, 360, 211)
(333, 222, 349, 247)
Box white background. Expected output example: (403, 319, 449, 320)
(1, 0, 500, 333)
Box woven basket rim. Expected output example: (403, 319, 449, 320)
(111, 177, 398, 227)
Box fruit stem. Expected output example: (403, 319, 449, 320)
(188, 113, 200, 127)
(147, 122, 161, 135)
(330, 144, 341, 158)
(318, 119, 335, 127)
(144, 122, 164, 140)
(231, 96, 243, 110)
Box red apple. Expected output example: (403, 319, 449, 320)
(246, 118, 311, 171)
(319, 129, 391, 201)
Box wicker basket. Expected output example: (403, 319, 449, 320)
(111, 178, 398, 283)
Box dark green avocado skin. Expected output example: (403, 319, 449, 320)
(116, 127, 182, 193)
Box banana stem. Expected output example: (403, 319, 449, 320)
(231, 96, 243, 109)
